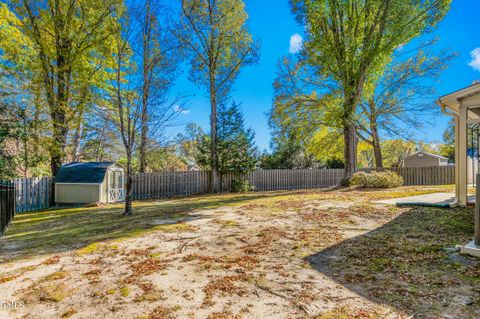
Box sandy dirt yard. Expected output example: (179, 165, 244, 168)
(0, 186, 479, 319)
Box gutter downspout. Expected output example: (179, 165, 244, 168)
(437, 99, 459, 207)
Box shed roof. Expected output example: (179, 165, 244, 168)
(56, 162, 117, 184)
(403, 151, 448, 161)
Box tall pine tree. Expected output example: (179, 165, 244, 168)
(194, 101, 257, 177)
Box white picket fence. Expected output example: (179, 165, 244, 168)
(12, 166, 456, 212)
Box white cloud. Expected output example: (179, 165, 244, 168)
(289, 34, 303, 54)
(468, 48, 480, 71)
(173, 105, 190, 115)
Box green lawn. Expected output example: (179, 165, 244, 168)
(0, 192, 273, 261)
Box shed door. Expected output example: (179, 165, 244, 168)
(108, 170, 125, 203)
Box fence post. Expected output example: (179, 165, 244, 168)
(1, 180, 15, 236)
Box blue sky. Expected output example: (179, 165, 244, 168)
(168, 0, 480, 151)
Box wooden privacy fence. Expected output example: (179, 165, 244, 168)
(244, 169, 345, 191)
(391, 166, 455, 186)
(0, 181, 15, 235)
(132, 171, 211, 200)
(132, 169, 345, 199)
(14, 177, 54, 213)
(10, 166, 456, 212)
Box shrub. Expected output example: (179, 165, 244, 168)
(339, 177, 351, 187)
(350, 171, 403, 189)
(231, 178, 255, 193)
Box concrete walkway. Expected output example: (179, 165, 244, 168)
(375, 192, 475, 206)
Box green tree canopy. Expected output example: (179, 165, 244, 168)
(175, 0, 259, 191)
(192, 101, 258, 175)
(289, 0, 451, 178)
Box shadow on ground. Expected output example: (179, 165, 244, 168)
(307, 206, 480, 318)
(0, 191, 298, 262)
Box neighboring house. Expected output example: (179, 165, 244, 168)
(400, 151, 449, 168)
(188, 164, 201, 171)
(55, 162, 125, 205)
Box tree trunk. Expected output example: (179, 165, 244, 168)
(370, 122, 383, 170)
(22, 111, 28, 178)
(51, 15, 70, 176)
(342, 77, 366, 180)
(139, 109, 148, 173)
(139, 0, 152, 173)
(343, 123, 357, 179)
(124, 151, 133, 216)
(50, 112, 68, 176)
(72, 115, 83, 162)
(32, 89, 41, 158)
(209, 85, 220, 193)
(139, 88, 148, 173)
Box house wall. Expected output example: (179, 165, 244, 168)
(55, 184, 101, 204)
(402, 154, 441, 168)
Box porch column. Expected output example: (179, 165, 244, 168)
(458, 102, 468, 206)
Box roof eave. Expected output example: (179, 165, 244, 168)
(439, 83, 480, 111)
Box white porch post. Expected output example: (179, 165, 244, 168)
(458, 102, 468, 206)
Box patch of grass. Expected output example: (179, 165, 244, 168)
(133, 282, 164, 302)
(0, 192, 274, 261)
(216, 220, 240, 227)
(76, 243, 101, 255)
(119, 286, 130, 297)
(313, 206, 480, 318)
(182, 253, 259, 271)
(77, 243, 119, 256)
(293, 227, 343, 252)
(315, 307, 382, 319)
(42, 271, 68, 282)
(29, 283, 71, 302)
(153, 222, 197, 233)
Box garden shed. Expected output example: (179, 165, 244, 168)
(55, 162, 125, 204)
(400, 151, 449, 168)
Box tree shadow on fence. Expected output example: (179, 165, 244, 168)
(0, 191, 297, 262)
(306, 206, 480, 318)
